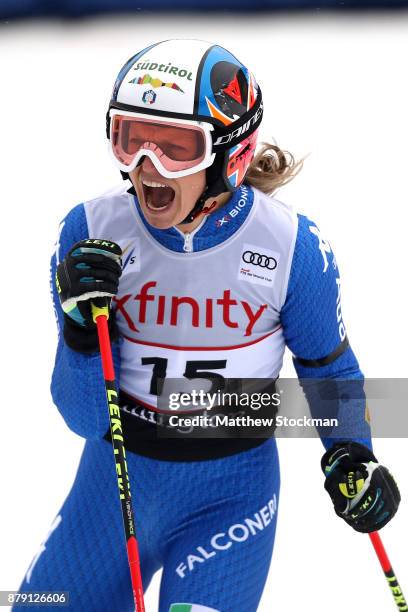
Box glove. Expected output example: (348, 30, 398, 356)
(321, 441, 401, 533)
(56, 239, 122, 353)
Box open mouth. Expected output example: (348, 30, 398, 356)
(141, 178, 176, 212)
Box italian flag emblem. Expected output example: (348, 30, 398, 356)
(169, 605, 219, 612)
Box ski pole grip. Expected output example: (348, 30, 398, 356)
(91, 299, 110, 323)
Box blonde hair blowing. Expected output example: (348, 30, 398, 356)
(244, 142, 303, 196)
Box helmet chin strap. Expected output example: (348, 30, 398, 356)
(178, 189, 213, 225)
(179, 153, 230, 225)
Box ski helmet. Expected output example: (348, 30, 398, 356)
(107, 39, 263, 223)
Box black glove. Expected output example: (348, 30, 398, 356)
(56, 239, 122, 353)
(321, 442, 401, 533)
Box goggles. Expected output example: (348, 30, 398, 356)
(109, 110, 215, 179)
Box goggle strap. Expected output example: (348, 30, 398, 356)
(211, 90, 263, 153)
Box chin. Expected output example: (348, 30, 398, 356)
(144, 212, 175, 229)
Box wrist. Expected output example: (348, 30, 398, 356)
(321, 441, 377, 476)
(63, 313, 119, 354)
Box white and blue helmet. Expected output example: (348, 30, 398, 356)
(107, 39, 263, 222)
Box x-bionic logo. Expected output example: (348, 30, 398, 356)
(215, 215, 230, 227)
(242, 250, 277, 270)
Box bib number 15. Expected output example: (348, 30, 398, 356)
(141, 357, 227, 396)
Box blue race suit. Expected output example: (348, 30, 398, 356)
(15, 183, 371, 612)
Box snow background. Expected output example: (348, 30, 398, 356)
(0, 12, 407, 611)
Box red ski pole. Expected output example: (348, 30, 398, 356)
(91, 301, 145, 612)
(369, 531, 407, 611)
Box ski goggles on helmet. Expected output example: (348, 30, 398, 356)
(109, 110, 215, 179)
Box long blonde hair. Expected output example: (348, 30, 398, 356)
(245, 142, 303, 195)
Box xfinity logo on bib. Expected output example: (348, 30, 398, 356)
(114, 282, 267, 337)
(175, 495, 277, 579)
(238, 243, 280, 287)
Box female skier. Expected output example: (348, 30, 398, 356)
(17, 39, 400, 611)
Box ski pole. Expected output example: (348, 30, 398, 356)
(91, 301, 145, 612)
(369, 531, 407, 611)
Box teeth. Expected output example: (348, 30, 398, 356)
(142, 179, 168, 188)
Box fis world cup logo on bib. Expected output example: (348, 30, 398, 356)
(120, 238, 141, 272)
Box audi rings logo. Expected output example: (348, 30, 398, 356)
(242, 251, 278, 270)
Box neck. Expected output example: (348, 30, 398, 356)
(176, 192, 231, 233)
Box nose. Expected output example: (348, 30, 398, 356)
(140, 155, 164, 179)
